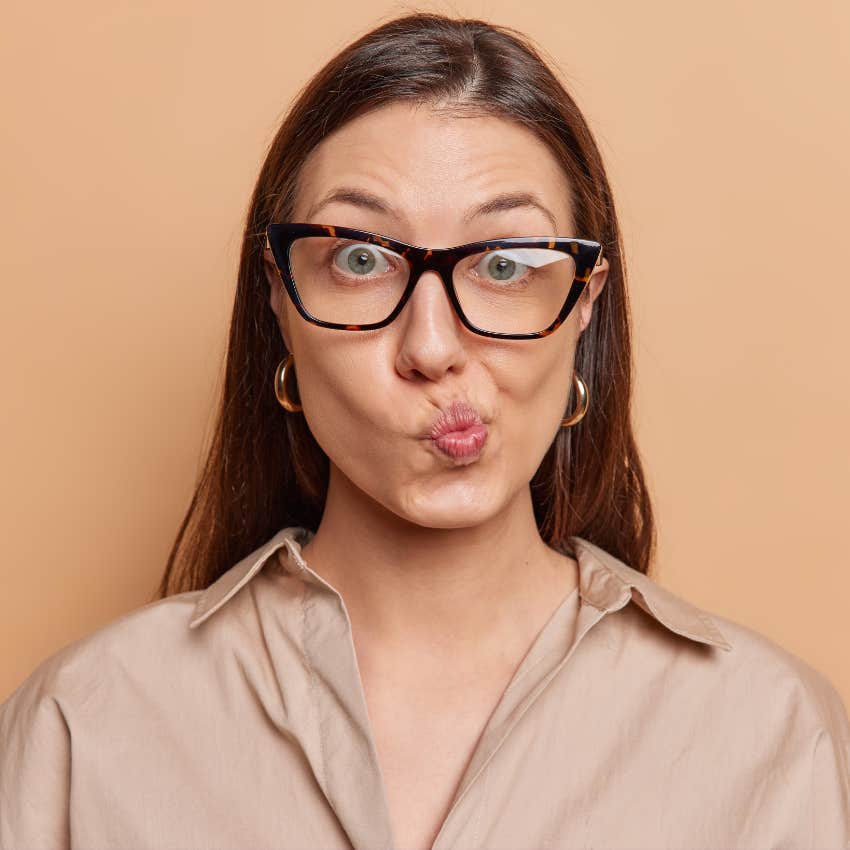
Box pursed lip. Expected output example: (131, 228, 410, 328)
(428, 400, 485, 439)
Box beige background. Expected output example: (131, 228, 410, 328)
(2, 1, 848, 707)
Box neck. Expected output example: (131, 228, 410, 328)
(297, 463, 579, 669)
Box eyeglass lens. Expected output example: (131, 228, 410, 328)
(288, 236, 579, 334)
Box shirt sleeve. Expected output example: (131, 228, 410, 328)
(0, 669, 72, 850)
(810, 676, 850, 849)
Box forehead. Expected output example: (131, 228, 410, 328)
(291, 101, 575, 236)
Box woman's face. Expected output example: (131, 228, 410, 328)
(264, 101, 609, 529)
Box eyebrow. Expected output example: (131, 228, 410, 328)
(304, 187, 561, 234)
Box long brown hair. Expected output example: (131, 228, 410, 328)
(154, 11, 656, 600)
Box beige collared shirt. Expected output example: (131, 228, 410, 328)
(2, 525, 849, 849)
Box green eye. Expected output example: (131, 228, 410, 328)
(477, 251, 526, 283)
(334, 243, 392, 277)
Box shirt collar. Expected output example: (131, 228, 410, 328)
(570, 536, 732, 650)
(188, 525, 732, 651)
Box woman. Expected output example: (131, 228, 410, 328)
(2, 12, 848, 850)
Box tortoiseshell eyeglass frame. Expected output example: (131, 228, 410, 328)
(264, 222, 604, 340)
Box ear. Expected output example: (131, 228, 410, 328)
(263, 246, 293, 351)
(577, 256, 609, 334)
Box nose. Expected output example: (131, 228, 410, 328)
(394, 268, 469, 382)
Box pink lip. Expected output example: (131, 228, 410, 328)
(429, 400, 488, 461)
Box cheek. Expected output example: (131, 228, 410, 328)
(292, 341, 405, 474)
(494, 340, 576, 467)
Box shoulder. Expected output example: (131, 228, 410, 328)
(0, 589, 206, 844)
(572, 535, 849, 740)
(706, 612, 850, 839)
(1, 525, 309, 725)
(0, 589, 203, 723)
(707, 608, 849, 733)
(588, 542, 850, 829)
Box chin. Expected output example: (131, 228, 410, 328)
(395, 487, 503, 529)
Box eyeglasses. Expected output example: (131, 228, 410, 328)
(264, 222, 603, 339)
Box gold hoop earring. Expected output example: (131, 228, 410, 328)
(274, 353, 302, 412)
(560, 372, 589, 427)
